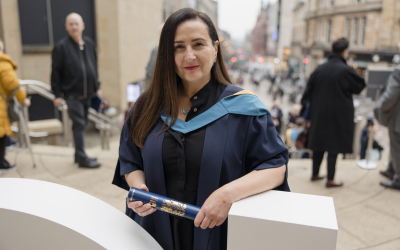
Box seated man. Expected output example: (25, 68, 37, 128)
(359, 117, 384, 160)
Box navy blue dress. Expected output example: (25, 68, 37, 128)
(162, 80, 226, 250)
(113, 84, 290, 250)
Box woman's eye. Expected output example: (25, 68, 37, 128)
(174, 45, 184, 50)
(195, 43, 204, 47)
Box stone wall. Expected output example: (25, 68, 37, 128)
(116, 0, 162, 109)
(0, 0, 163, 110)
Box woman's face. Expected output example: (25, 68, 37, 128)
(174, 19, 219, 86)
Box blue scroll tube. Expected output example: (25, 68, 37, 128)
(127, 187, 200, 221)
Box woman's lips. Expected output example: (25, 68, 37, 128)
(184, 66, 199, 71)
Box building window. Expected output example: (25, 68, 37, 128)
(344, 18, 350, 38)
(351, 18, 358, 44)
(327, 0, 334, 8)
(359, 17, 366, 45)
(326, 20, 332, 43)
(317, 21, 322, 42)
(18, 0, 96, 47)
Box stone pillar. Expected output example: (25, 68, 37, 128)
(95, 0, 121, 109)
(95, 0, 162, 110)
(0, 0, 23, 76)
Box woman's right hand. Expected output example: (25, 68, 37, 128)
(127, 184, 157, 217)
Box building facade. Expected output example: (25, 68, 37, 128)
(265, 1, 279, 58)
(302, 0, 400, 76)
(291, 1, 306, 76)
(277, 0, 297, 65)
(252, 6, 268, 56)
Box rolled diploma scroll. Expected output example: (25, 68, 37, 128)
(127, 187, 201, 220)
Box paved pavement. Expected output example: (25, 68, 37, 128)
(1, 78, 399, 250)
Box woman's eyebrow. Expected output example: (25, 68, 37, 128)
(174, 38, 206, 43)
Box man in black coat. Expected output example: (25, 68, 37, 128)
(301, 38, 366, 187)
(51, 13, 101, 168)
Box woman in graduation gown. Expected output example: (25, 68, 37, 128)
(112, 8, 290, 250)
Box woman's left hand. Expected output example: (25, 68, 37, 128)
(194, 187, 233, 229)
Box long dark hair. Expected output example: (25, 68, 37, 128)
(130, 8, 231, 147)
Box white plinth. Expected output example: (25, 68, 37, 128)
(228, 190, 338, 250)
(0, 178, 162, 250)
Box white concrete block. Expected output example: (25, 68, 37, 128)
(0, 178, 162, 250)
(228, 190, 338, 250)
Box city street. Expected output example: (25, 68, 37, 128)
(1, 79, 399, 250)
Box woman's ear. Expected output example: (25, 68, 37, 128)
(214, 41, 219, 56)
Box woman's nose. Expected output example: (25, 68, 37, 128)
(185, 49, 196, 61)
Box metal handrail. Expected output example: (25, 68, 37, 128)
(20, 79, 52, 91)
(19, 80, 122, 150)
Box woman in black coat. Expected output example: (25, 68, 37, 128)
(301, 38, 365, 187)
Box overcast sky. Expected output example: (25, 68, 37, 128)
(218, 0, 276, 42)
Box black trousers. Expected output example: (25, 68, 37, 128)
(65, 99, 89, 161)
(312, 151, 338, 181)
(0, 136, 11, 168)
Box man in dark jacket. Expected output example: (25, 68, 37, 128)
(374, 45, 400, 190)
(301, 38, 366, 187)
(51, 13, 100, 168)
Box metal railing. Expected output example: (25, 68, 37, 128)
(19, 80, 122, 150)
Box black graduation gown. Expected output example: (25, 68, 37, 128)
(301, 54, 366, 154)
(113, 84, 290, 250)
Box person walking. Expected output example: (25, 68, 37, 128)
(301, 38, 366, 187)
(51, 13, 100, 168)
(0, 39, 30, 174)
(359, 117, 383, 160)
(374, 44, 400, 190)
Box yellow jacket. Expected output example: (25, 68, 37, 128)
(0, 53, 26, 138)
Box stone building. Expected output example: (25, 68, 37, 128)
(252, 6, 268, 56)
(276, 0, 297, 65)
(264, 0, 297, 67)
(291, 1, 307, 76)
(0, 0, 163, 111)
(301, 0, 400, 77)
(265, 1, 279, 58)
